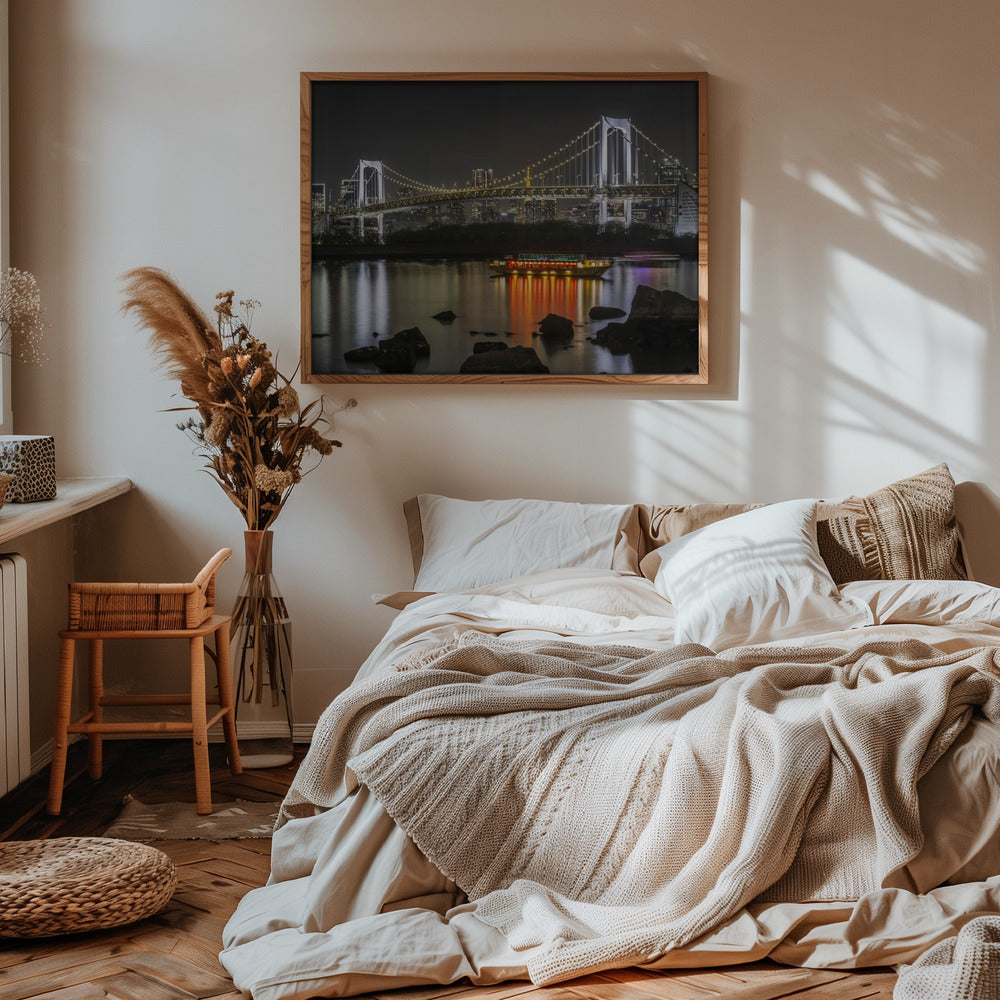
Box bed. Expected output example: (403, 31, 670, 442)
(220, 464, 1000, 1000)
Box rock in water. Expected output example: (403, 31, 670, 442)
(473, 341, 509, 354)
(392, 327, 430, 357)
(460, 346, 550, 374)
(628, 285, 699, 324)
(343, 345, 382, 363)
(590, 323, 634, 355)
(538, 313, 575, 341)
(589, 305, 627, 320)
(344, 326, 429, 373)
(432, 309, 457, 323)
(372, 338, 417, 373)
(589, 285, 699, 372)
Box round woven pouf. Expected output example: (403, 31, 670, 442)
(0, 837, 178, 938)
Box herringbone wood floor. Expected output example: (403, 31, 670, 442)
(0, 742, 896, 999)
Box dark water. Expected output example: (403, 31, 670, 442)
(310, 258, 698, 376)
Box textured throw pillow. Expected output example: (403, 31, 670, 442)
(816, 464, 967, 584)
(405, 495, 639, 591)
(653, 498, 872, 650)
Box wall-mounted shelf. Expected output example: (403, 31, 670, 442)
(0, 477, 133, 546)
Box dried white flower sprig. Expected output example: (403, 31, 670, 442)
(0, 267, 47, 364)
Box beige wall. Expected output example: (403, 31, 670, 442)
(8, 0, 1000, 730)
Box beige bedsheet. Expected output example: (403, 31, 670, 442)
(221, 570, 1000, 1000)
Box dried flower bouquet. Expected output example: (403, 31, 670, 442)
(122, 266, 353, 531)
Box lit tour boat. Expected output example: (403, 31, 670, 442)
(489, 253, 613, 278)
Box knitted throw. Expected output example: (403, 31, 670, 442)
(281, 636, 1000, 986)
(895, 916, 1000, 1000)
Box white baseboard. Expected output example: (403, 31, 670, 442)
(30, 738, 56, 776)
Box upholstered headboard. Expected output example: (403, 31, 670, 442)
(955, 481, 1000, 587)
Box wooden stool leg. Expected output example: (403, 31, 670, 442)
(47, 637, 77, 815)
(214, 620, 242, 776)
(189, 635, 212, 815)
(87, 638, 104, 780)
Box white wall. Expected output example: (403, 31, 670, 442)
(8, 0, 1000, 731)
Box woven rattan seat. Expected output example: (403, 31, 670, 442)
(0, 837, 177, 938)
(47, 550, 243, 816)
(67, 547, 228, 630)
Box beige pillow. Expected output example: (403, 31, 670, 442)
(816, 464, 967, 584)
(638, 503, 759, 578)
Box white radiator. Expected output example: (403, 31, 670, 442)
(0, 553, 28, 797)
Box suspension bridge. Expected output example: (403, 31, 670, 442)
(313, 116, 699, 241)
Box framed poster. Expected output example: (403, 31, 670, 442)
(301, 72, 707, 384)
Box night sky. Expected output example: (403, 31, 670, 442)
(309, 78, 701, 192)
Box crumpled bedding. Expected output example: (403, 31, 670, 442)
(221, 569, 1000, 1000)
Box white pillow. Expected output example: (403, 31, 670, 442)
(411, 495, 634, 591)
(653, 498, 872, 650)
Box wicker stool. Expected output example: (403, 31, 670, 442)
(0, 837, 177, 938)
(47, 549, 243, 817)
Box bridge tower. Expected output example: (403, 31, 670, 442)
(598, 117, 635, 228)
(357, 159, 386, 240)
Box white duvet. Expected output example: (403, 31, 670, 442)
(221, 569, 1000, 1000)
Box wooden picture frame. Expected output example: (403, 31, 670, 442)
(301, 72, 707, 384)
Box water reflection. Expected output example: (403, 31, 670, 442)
(311, 258, 697, 375)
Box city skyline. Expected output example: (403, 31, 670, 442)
(310, 78, 700, 194)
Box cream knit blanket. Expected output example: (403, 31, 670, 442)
(281, 636, 1000, 985)
(895, 916, 1000, 999)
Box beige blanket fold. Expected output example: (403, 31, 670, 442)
(281, 636, 1000, 987)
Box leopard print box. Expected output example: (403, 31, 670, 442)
(0, 435, 56, 502)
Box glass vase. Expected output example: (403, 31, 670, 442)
(231, 529, 294, 768)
